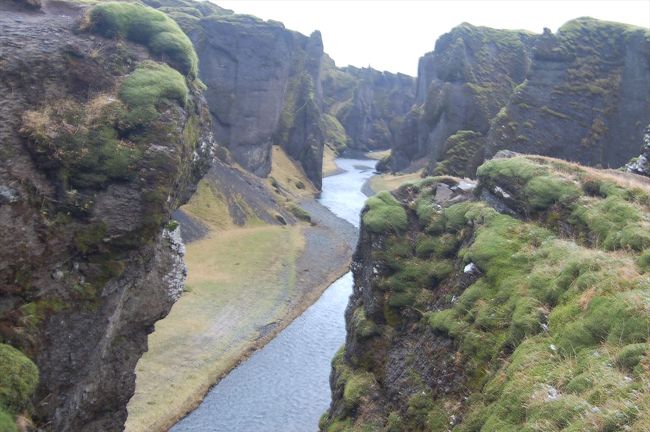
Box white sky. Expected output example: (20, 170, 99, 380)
(214, 0, 650, 76)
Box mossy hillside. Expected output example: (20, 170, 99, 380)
(119, 60, 189, 126)
(477, 156, 650, 253)
(324, 156, 650, 431)
(431, 130, 485, 178)
(86, 2, 198, 78)
(362, 191, 408, 234)
(0, 344, 38, 427)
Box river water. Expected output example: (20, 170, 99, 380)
(171, 158, 376, 432)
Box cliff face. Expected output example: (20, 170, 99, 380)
(0, 1, 214, 430)
(322, 56, 416, 153)
(391, 24, 537, 175)
(322, 155, 650, 431)
(391, 18, 650, 177)
(166, 5, 326, 188)
(487, 18, 650, 168)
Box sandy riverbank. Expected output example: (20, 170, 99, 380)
(125, 195, 357, 432)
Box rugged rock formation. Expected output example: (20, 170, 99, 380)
(0, 1, 214, 430)
(626, 125, 650, 177)
(157, 1, 326, 189)
(391, 23, 537, 175)
(487, 18, 650, 168)
(322, 155, 650, 431)
(322, 56, 415, 153)
(391, 18, 650, 177)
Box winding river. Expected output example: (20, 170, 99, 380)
(171, 158, 376, 432)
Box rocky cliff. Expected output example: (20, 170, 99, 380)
(322, 56, 415, 153)
(157, 0, 327, 189)
(390, 23, 537, 175)
(487, 18, 650, 169)
(391, 18, 650, 177)
(322, 154, 650, 431)
(0, 1, 214, 430)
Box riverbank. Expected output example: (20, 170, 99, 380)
(125, 173, 357, 432)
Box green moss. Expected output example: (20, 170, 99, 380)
(21, 98, 141, 189)
(362, 192, 407, 234)
(570, 196, 649, 251)
(323, 113, 348, 153)
(433, 130, 485, 178)
(0, 344, 39, 413)
(287, 204, 311, 223)
(616, 343, 648, 370)
(343, 372, 376, 408)
(119, 61, 189, 126)
(351, 308, 379, 339)
(0, 408, 16, 432)
(523, 175, 581, 210)
(87, 2, 198, 77)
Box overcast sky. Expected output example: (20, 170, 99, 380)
(214, 1, 650, 76)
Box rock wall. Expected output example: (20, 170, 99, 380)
(487, 18, 650, 168)
(390, 23, 537, 175)
(391, 18, 650, 177)
(0, 1, 214, 430)
(322, 56, 416, 153)
(163, 3, 326, 188)
(322, 154, 650, 431)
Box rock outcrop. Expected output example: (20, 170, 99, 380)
(160, 2, 326, 189)
(322, 155, 650, 431)
(391, 23, 537, 175)
(487, 18, 650, 168)
(322, 56, 415, 153)
(626, 125, 650, 177)
(390, 18, 650, 177)
(0, 1, 214, 430)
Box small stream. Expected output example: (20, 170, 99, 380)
(171, 158, 376, 432)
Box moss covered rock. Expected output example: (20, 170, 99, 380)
(322, 155, 650, 431)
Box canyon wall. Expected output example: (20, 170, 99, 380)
(322, 154, 650, 431)
(322, 56, 416, 153)
(0, 1, 214, 430)
(390, 18, 650, 177)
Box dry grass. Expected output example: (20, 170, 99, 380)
(323, 145, 339, 177)
(269, 145, 317, 198)
(365, 149, 391, 160)
(125, 225, 305, 432)
(528, 154, 650, 195)
(367, 170, 424, 194)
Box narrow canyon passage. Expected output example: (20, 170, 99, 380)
(171, 158, 376, 431)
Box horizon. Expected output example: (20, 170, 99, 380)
(213, 0, 650, 76)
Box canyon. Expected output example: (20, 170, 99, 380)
(0, 0, 648, 431)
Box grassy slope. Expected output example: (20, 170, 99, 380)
(127, 148, 316, 431)
(367, 170, 424, 194)
(324, 155, 650, 431)
(126, 225, 303, 432)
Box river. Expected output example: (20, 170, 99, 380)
(171, 158, 376, 432)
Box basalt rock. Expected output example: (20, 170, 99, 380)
(391, 18, 650, 178)
(165, 5, 326, 189)
(322, 55, 416, 153)
(0, 1, 214, 430)
(391, 23, 537, 175)
(626, 125, 650, 177)
(487, 18, 650, 169)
